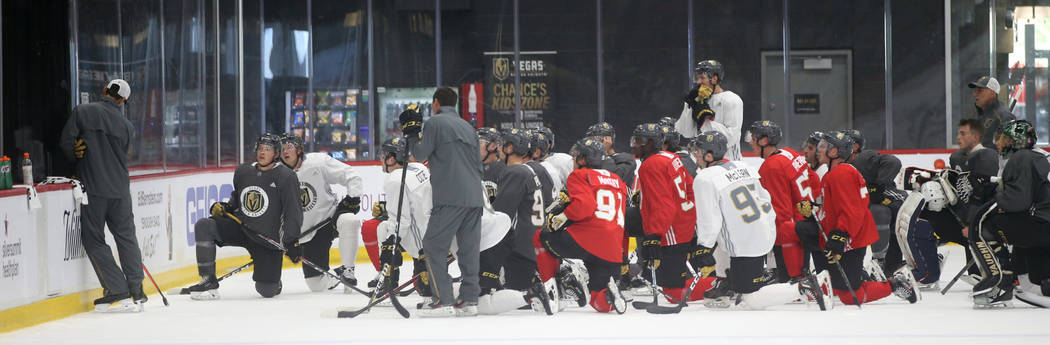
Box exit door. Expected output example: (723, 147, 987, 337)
(761, 50, 852, 147)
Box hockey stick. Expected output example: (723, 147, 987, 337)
(325, 256, 456, 319)
(299, 257, 372, 295)
(169, 262, 254, 295)
(224, 212, 410, 317)
(645, 262, 702, 314)
(631, 261, 683, 309)
(940, 259, 975, 295)
(363, 139, 414, 317)
(141, 264, 169, 306)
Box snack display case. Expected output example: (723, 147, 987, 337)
(286, 89, 368, 161)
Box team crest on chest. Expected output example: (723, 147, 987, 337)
(241, 186, 270, 217)
(300, 182, 318, 211)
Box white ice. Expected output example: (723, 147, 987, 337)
(2, 245, 1047, 345)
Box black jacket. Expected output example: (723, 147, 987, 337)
(975, 100, 1016, 148)
(996, 149, 1050, 223)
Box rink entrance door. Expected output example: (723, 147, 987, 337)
(761, 50, 852, 146)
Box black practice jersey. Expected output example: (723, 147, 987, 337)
(228, 162, 303, 247)
(493, 164, 543, 259)
(526, 161, 554, 208)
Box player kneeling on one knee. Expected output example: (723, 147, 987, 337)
(534, 137, 630, 313)
(189, 134, 304, 299)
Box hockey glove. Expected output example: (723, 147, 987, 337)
(794, 219, 822, 252)
(210, 201, 233, 218)
(398, 106, 424, 137)
(796, 200, 815, 219)
(73, 138, 87, 160)
(684, 87, 700, 109)
(336, 195, 361, 215)
(372, 201, 388, 220)
(638, 234, 663, 261)
(688, 244, 717, 277)
(379, 235, 403, 268)
(546, 212, 572, 232)
(630, 190, 641, 206)
(483, 181, 499, 204)
(823, 229, 850, 264)
(285, 242, 302, 263)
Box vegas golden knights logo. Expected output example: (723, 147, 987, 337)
(240, 186, 270, 217)
(299, 183, 318, 211)
(493, 57, 510, 81)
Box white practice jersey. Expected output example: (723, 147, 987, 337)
(295, 152, 363, 243)
(675, 106, 741, 161)
(540, 152, 574, 193)
(379, 162, 432, 256)
(693, 160, 776, 257)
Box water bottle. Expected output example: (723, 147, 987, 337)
(21, 153, 33, 186)
(0, 156, 12, 189)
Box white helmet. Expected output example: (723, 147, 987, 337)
(920, 181, 948, 212)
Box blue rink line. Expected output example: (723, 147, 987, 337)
(113, 333, 1050, 345)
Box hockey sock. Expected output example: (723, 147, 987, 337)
(337, 216, 363, 271)
(589, 289, 613, 313)
(196, 241, 216, 277)
(835, 281, 892, 305)
(781, 244, 806, 278)
(361, 219, 381, 271)
(533, 231, 559, 282)
(663, 277, 716, 302)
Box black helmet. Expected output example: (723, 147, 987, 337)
(695, 60, 725, 80)
(821, 130, 855, 160)
(477, 127, 502, 146)
(999, 119, 1037, 157)
(571, 136, 606, 168)
(281, 133, 305, 151)
(745, 120, 782, 146)
(842, 129, 864, 150)
(255, 133, 282, 152)
(805, 130, 827, 147)
(502, 128, 532, 156)
(381, 136, 409, 164)
(535, 127, 555, 152)
(631, 123, 664, 148)
(689, 131, 729, 161)
(587, 122, 615, 138)
(658, 116, 677, 128)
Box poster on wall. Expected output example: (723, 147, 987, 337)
(483, 51, 557, 129)
(0, 196, 40, 310)
(131, 182, 174, 269)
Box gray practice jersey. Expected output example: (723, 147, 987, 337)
(525, 161, 554, 208)
(492, 164, 543, 259)
(997, 150, 1050, 222)
(408, 106, 484, 207)
(602, 152, 637, 189)
(484, 161, 506, 184)
(59, 97, 134, 199)
(228, 162, 303, 247)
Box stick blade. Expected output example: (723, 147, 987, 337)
(389, 294, 411, 318)
(645, 304, 683, 314)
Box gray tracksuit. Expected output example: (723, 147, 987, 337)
(59, 97, 142, 296)
(408, 106, 484, 304)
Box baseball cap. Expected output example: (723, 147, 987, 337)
(967, 76, 1000, 95)
(106, 79, 131, 100)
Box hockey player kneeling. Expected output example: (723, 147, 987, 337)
(279, 134, 365, 294)
(533, 138, 630, 313)
(803, 131, 918, 306)
(188, 134, 303, 299)
(690, 131, 824, 310)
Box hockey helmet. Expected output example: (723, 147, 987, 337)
(255, 133, 282, 153)
(745, 120, 782, 146)
(998, 119, 1037, 157)
(587, 122, 616, 138)
(689, 131, 729, 161)
(821, 131, 855, 160)
(381, 136, 409, 164)
(631, 123, 665, 148)
(695, 60, 725, 80)
(534, 127, 555, 152)
(502, 128, 532, 156)
(571, 136, 606, 168)
(843, 129, 865, 150)
(658, 116, 677, 128)
(477, 127, 503, 146)
(805, 130, 827, 147)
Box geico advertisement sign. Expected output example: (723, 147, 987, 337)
(176, 172, 234, 247)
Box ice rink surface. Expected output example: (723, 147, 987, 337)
(3, 246, 1047, 345)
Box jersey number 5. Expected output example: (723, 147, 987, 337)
(795, 173, 814, 202)
(673, 176, 695, 211)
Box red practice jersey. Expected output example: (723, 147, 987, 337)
(818, 163, 878, 249)
(563, 169, 628, 263)
(758, 148, 822, 243)
(637, 151, 697, 246)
